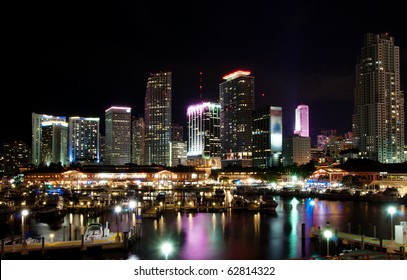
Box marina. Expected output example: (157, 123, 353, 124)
(1, 193, 406, 260)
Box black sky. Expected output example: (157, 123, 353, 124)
(2, 0, 406, 147)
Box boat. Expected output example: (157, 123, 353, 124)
(37, 195, 67, 222)
(246, 200, 261, 211)
(164, 193, 177, 211)
(84, 222, 110, 241)
(230, 195, 247, 211)
(142, 206, 162, 219)
(184, 192, 198, 213)
(260, 195, 278, 212)
(213, 188, 226, 201)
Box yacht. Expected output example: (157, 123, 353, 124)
(84, 222, 110, 241)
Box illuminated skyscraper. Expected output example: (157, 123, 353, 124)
(144, 71, 172, 166)
(352, 33, 405, 163)
(68, 116, 100, 163)
(131, 115, 145, 165)
(105, 106, 132, 165)
(187, 102, 221, 168)
(253, 106, 282, 168)
(31, 113, 66, 166)
(294, 104, 309, 138)
(220, 70, 255, 167)
(41, 120, 69, 166)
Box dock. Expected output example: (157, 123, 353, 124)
(309, 225, 406, 259)
(1, 232, 128, 259)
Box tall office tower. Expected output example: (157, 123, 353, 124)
(219, 70, 255, 168)
(294, 104, 309, 137)
(186, 102, 221, 168)
(32, 113, 66, 166)
(41, 120, 69, 166)
(352, 33, 405, 163)
(105, 106, 132, 165)
(3, 141, 30, 175)
(144, 71, 172, 166)
(282, 136, 311, 166)
(68, 117, 100, 163)
(131, 115, 145, 165)
(252, 106, 282, 168)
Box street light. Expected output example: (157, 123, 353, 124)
(387, 206, 396, 241)
(161, 242, 173, 260)
(129, 200, 136, 213)
(21, 209, 29, 242)
(324, 229, 332, 258)
(115, 205, 122, 241)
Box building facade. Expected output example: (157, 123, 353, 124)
(104, 106, 132, 165)
(186, 102, 221, 169)
(144, 71, 172, 166)
(352, 33, 405, 163)
(253, 105, 282, 168)
(132, 115, 145, 165)
(219, 70, 255, 168)
(31, 113, 66, 166)
(282, 136, 311, 166)
(294, 104, 309, 138)
(3, 141, 30, 175)
(41, 120, 69, 166)
(68, 117, 100, 163)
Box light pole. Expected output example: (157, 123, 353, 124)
(324, 229, 332, 258)
(387, 206, 396, 241)
(161, 242, 173, 260)
(21, 209, 29, 243)
(129, 200, 136, 213)
(115, 205, 122, 242)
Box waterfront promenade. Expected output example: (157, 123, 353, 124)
(1, 231, 127, 259)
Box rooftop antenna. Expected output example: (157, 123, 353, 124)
(199, 71, 203, 101)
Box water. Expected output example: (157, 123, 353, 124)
(2, 196, 405, 260)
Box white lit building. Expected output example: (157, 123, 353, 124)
(105, 106, 132, 165)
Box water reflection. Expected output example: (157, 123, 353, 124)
(1, 198, 405, 260)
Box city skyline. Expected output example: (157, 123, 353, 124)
(2, 1, 406, 148)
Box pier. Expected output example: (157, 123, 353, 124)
(308, 225, 406, 259)
(1, 232, 128, 259)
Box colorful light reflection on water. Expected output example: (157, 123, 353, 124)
(1, 198, 405, 260)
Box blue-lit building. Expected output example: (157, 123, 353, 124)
(68, 116, 100, 163)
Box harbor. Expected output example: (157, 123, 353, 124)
(1, 195, 406, 260)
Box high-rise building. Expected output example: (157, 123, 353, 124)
(294, 104, 309, 138)
(68, 117, 100, 163)
(352, 33, 405, 163)
(282, 136, 311, 166)
(32, 113, 66, 166)
(186, 102, 221, 168)
(41, 120, 69, 166)
(105, 106, 132, 165)
(131, 115, 145, 165)
(220, 70, 255, 168)
(3, 141, 30, 175)
(144, 71, 172, 166)
(252, 106, 282, 168)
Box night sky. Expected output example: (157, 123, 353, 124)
(2, 0, 406, 147)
